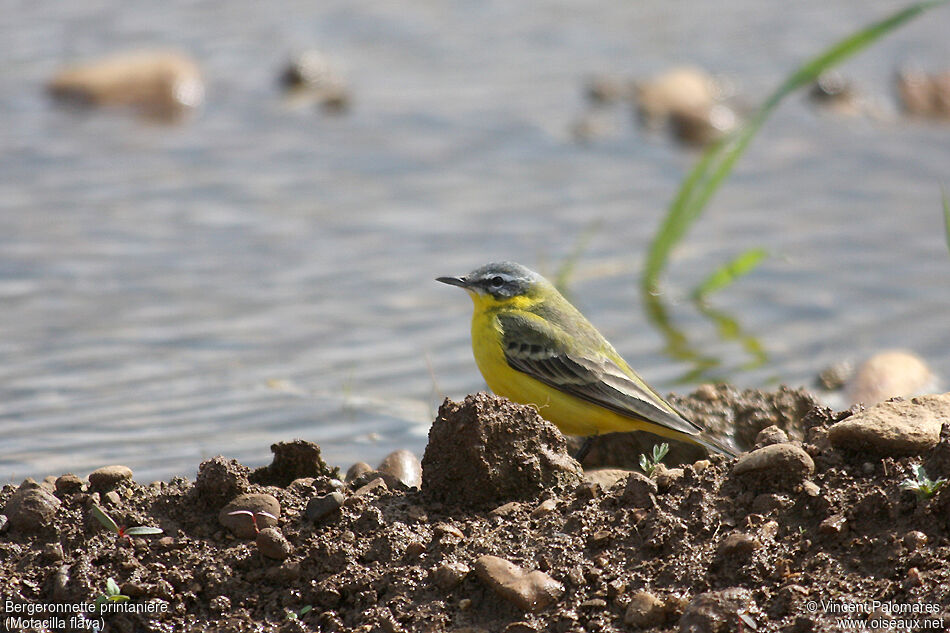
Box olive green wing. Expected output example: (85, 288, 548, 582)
(497, 312, 707, 440)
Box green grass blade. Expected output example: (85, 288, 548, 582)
(641, 0, 948, 293)
(692, 248, 768, 300)
(91, 505, 120, 534)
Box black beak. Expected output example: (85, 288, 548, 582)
(436, 275, 468, 288)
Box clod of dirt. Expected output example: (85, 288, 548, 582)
(305, 491, 344, 523)
(218, 493, 280, 538)
(583, 468, 632, 490)
(4, 479, 61, 532)
(827, 394, 949, 456)
(731, 443, 814, 490)
(87, 465, 133, 490)
(250, 440, 337, 487)
(377, 449, 422, 488)
(256, 527, 293, 560)
(620, 471, 658, 508)
(54, 473, 84, 496)
(432, 561, 470, 592)
(421, 394, 582, 508)
(679, 587, 754, 633)
(673, 384, 817, 450)
(194, 456, 250, 509)
(624, 590, 665, 627)
(474, 555, 565, 612)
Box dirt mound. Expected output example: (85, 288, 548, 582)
(422, 393, 583, 509)
(1, 388, 949, 632)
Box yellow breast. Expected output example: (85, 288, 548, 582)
(469, 307, 648, 437)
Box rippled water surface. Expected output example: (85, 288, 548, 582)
(2, 1, 950, 482)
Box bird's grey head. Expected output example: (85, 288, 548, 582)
(436, 261, 546, 299)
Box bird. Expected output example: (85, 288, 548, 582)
(437, 261, 738, 459)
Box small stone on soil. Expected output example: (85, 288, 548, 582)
(377, 449, 423, 488)
(54, 473, 84, 495)
(474, 555, 565, 612)
(732, 443, 815, 490)
(218, 493, 280, 538)
(88, 465, 133, 489)
(256, 527, 293, 560)
(624, 590, 665, 627)
(305, 492, 345, 523)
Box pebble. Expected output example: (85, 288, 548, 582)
(4, 479, 61, 532)
(490, 502, 523, 518)
(47, 50, 204, 119)
(583, 468, 632, 490)
(530, 499, 557, 519)
(42, 542, 65, 562)
(354, 477, 389, 497)
(819, 514, 847, 535)
(218, 493, 280, 538)
(434, 523, 465, 541)
(717, 532, 760, 561)
(620, 471, 658, 508)
(279, 50, 350, 112)
(801, 481, 821, 497)
(827, 394, 950, 456)
(903, 567, 923, 588)
(679, 587, 754, 633)
(404, 541, 426, 559)
(256, 527, 293, 560)
(903, 530, 927, 550)
(88, 465, 133, 490)
(103, 491, 122, 506)
(754, 426, 789, 448)
(432, 562, 470, 591)
(731, 444, 815, 489)
(635, 66, 718, 125)
(897, 69, 950, 119)
(377, 449, 422, 489)
(845, 350, 937, 406)
(474, 555, 564, 612)
(624, 590, 665, 628)
(305, 492, 345, 523)
(54, 473, 84, 495)
(346, 462, 373, 483)
(760, 520, 780, 540)
(653, 464, 684, 491)
(0, 514, 8, 534)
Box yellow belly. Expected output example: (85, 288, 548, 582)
(471, 311, 658, 438)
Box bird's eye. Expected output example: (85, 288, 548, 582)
(489, 276, 505, 288)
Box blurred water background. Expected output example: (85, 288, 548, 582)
(2, 1, 949, 482)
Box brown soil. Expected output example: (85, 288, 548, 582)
(2, 387, 949, 632)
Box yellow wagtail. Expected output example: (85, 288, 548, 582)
(437, 261, 738, 458)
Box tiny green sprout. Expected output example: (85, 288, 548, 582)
(91, 505, 164, 540)
(287, 605, 313, 620)
(900, 464, 947, 500)
(228, 510, 278, 534)
(94, 577, 130, 613)
(639, 442, 670, 477)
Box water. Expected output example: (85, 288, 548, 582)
(2, 0, 949, 483)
